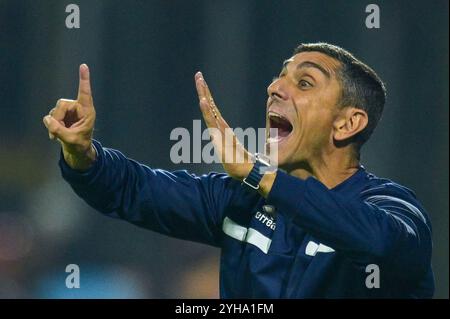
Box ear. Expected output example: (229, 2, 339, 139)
(333, 107, 368, 141)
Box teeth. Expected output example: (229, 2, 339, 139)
(267, 137, 281, 143)
(268, 111, 292, 126)
(268, 111, 284, 119)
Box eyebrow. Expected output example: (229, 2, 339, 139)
(282, 60, 331, 79)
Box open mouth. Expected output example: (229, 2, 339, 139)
(268, 111, 293, 143)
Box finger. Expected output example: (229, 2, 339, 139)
(196, 73, 222, 118)
(51, 99, 76, 122)
(195, 73, 225, 126)
(195, 72, 212, 107)
(77, 64, 93, 106)
(199, 96, 219, 129)
(197, 73, 230, 130)
(202, 77, 223, 119)
(43, 115, 72, 142)
(196, 72, 215, 126)
(195, 71, 208, 102)
(48, 108, 57, 136)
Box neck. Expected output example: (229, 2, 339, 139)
(285, 147, 361, 189)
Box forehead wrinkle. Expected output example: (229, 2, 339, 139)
(295, 52, 342, 77)
(297, 61, 331, 79)
(281, 55, 340, 80)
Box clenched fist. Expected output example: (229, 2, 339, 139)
(43, 64, 97, 170)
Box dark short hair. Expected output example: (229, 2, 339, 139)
(294, 43, 387, 149)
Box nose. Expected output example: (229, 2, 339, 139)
(267, 77, 289, 101)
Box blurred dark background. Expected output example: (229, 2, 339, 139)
(0, 0, 448, 298)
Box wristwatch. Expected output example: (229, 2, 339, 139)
(242, 153, 277, 190)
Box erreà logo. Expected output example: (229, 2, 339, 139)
(255, 211, 276, 230)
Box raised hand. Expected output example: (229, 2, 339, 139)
(43, 64, 97, 170)
(194, 72, 253, 180)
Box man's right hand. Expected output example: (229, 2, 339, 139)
(43, 64, 97, 170)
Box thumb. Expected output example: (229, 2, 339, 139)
(43, 115, 71, 142)
(77, 64, 93, 106)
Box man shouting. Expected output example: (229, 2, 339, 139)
(43, 43, 434, 298)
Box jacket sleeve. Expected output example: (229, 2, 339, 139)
(59, 140, 237, 247)
(266, 171, 432, 275)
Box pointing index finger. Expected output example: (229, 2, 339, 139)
(78, 64, 92, 105)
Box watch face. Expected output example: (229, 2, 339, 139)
(255, 153, 271, 166)
(258, 165, 277, 175)
(254, 153, 277, 175)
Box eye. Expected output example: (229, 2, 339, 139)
(298, 79, 312, 89)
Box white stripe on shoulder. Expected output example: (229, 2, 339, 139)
(365, 195, 426, 223)
(385, 210, 417, 235)
(360, 185, 388, 195)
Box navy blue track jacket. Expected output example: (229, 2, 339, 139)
(60, 140, 434, 298)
